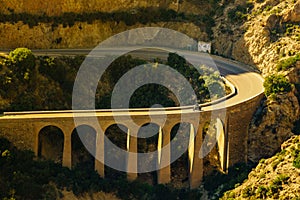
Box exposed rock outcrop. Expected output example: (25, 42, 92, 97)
(283, 0, 300, 23)
(248, 92, 299, 162)
(213, 0, 300, 74)
(222, 135, 300, 199)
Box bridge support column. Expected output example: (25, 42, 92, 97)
(188, 124, 195, 187)
(158, 126, 171, 184)
(95, 129, 105, 178)
(33, 125, 40, 157)
(216, 117, 229, 173)
(127, 129, 138, 181)
(189, 123, 203, 189)
(62, 129, 72, 168)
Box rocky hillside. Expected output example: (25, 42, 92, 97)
(221, 135, 300, 199)
(213, 0, 300, 74)
(0, 0, 219, 48)
(212, 0, 300, 162)
(0, 0, 210, 15)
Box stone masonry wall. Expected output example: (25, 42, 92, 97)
(226, 93, 265, 166)
(0, 119, 36, 150)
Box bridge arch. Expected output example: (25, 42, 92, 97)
(71, 124, 96, 170)
(215, 118, 227, 172)
(137, 122, 160, 185)
(38, 125, 64, 164)
(170, 122, 191, 188)
(104, 123, 128, 179)
(201, 120, 221, 176)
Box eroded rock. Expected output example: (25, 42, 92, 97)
(248, 92, 299, 162)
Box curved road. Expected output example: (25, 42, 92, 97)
(0, 47, 264, 118)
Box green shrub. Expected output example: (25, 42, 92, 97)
(154, 184, 177, 200)
(227, 5, 249, 23)
(227, 191, 236, 198)
(242, 186, 254, 198)
(272, 174, 289, 185)
(267, 184, 280, 195)
(259, 158, 266, 164)
(264, 5, 273, 12)
(291, 149, 300, 157)
(277, 149, 287, 156)
(204, 163, 254, 198)
(263, 74, 292, 97)
(292, 148, 300, 168)
(277, 53, 300, 71)
(256, 185, 268, 198)
(293, 156, 300, 168)
(271, 160, 280, 169)
(7, 48, 35, 81)
(259, 172, 266, 179)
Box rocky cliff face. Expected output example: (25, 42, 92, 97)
(221, 135, 300, 199)
(0, 0, 216, 49)
(214, 0, 300, 74)
(213, 0, 300, 162)
(248, 92, 299, 162)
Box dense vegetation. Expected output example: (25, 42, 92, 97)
(0, 136, 256, 200)
(0, 7, 218, 37)
(97, 52, 226, 108)
(0, 49, 79, 111)
(0, 137, 204, 200)
(227, 4, 251, 23)
(0, 48, 226, 112)
(204, 163, 254, 199)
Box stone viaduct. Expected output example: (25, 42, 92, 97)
(0, 91, 263, 189)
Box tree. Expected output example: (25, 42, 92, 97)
(8, 48, 35, 81)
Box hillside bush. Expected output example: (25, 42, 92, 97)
(277, 53, 300, 71)
(293, 156, 300, 168)
(263, 74, 292, 97)
(7, 48, 35, 81)
(292, 148, 300, 168)
(204, 163, 254, 198)
(227, 4, 252, 23)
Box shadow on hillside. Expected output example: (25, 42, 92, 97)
(203, 162, 255, 198)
